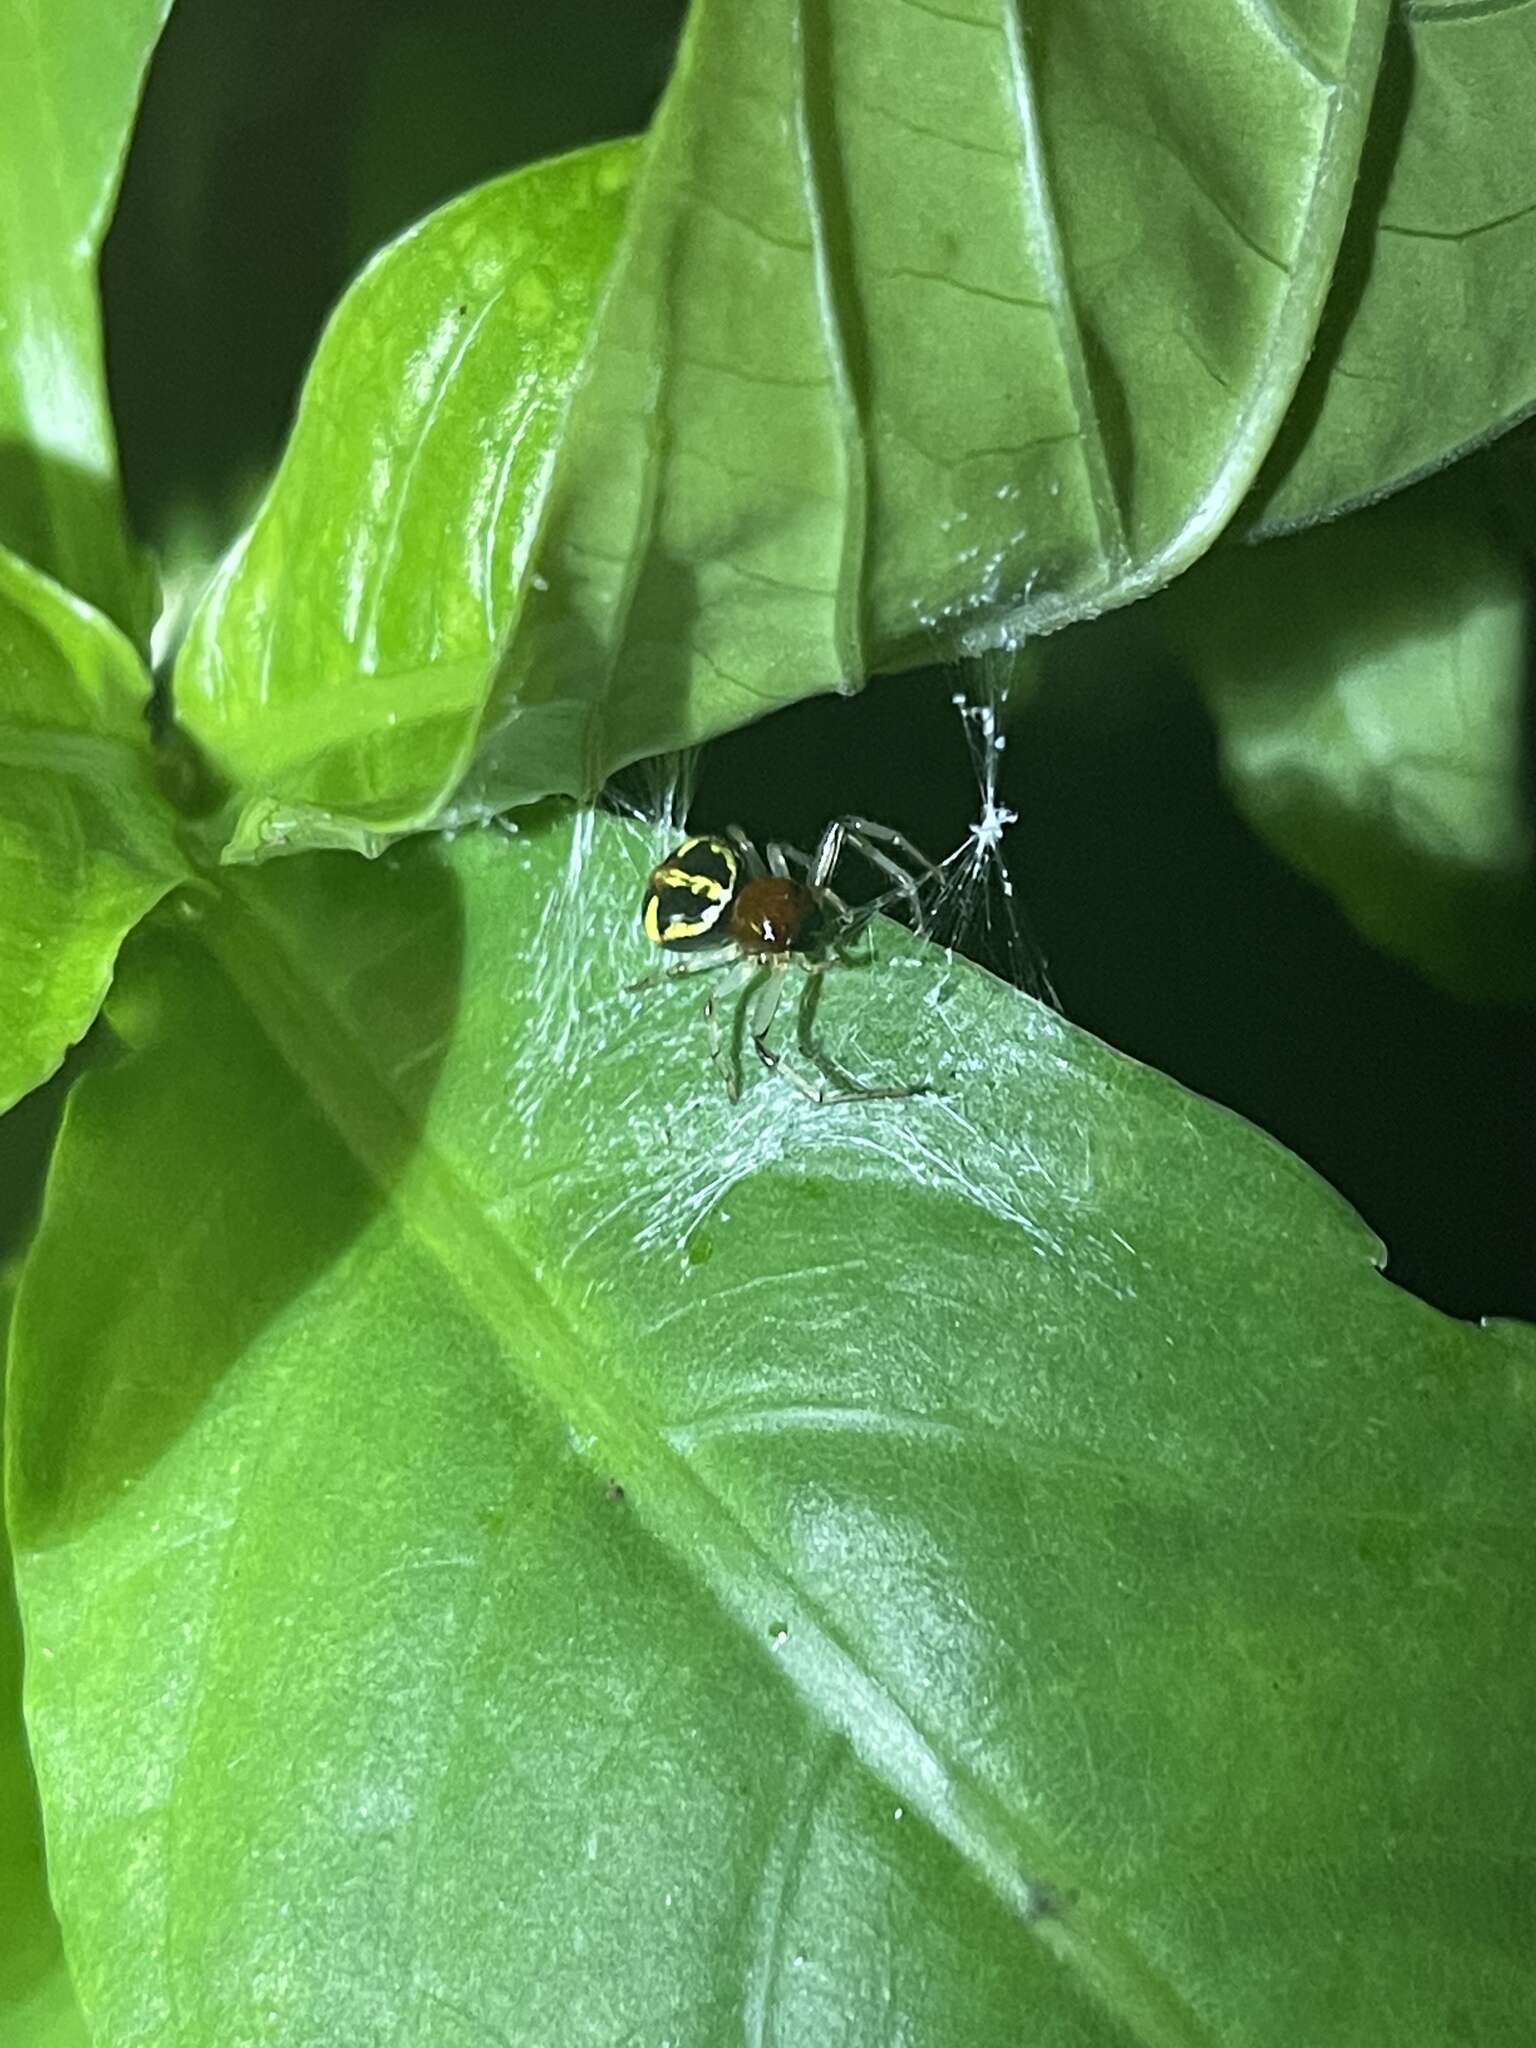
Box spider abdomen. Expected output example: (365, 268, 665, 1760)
(641, 834, 741, 949)
(730, 877, 822, 956)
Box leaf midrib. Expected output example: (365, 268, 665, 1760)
(202, 867, 1217, 2048)
(996, 0, 1127, 574)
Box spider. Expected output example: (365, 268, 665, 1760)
(628, 817, 936, 1103)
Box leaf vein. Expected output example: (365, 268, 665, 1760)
(1378, 195, 1536, 243)
(201, 874, 1221, 2048)
(995, 1, 1129, 571)
(793, 0, 873, 678)
(875, 263, 1051, 313)
(355, 289, 510, 672)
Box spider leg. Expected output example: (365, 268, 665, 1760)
(839, 816, 939, 877)
(802, 816, 937, 934)
(724, 825, 765, 879)
(795, 1062, 930, 1105)
(787, 960, 932, 1104)
(703, 985, 734, 1101)
(747, 964, 789, 1070)
(709, 959, 767, 1101)
(767, 838, 815, 879)
(808, 819, 847, 890)
(625, 948, 735, 994)
(769, 839, 856, 929)
(828, 817, 937, 934)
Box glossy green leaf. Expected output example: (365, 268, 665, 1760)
(2, 1272, 90, 2048)
(1252, 2, 1536, 533)
(173, 141, 639, 861)
(0, 544, 187, 1116)
(10, 812, 1533, 2047)
(477, 0, 1392, 805)
(178, 1, 1391, 857)
(0, 0, 168, 642)
(1163, 479, 1536, 1001)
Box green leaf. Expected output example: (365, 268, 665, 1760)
(1251, 3, 1536, 533)
(10, 812, 1533, 2046)
(469, 0, 1391, 806)
(2, 1273, 90, 2048)
(0, 0, 169, 642)
(173, 140, 640, 861)
(0, 544, 187, 1116)
(177, 2, 1391, 857)
(1162, 477, 1536, 1002)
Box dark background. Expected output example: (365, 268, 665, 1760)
(12, 0, 1527, 1319)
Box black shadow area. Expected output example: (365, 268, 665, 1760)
(1011, 652, 1536, 1325)
(0, 445, 144, 641)
(0, 1064, 81, 1277)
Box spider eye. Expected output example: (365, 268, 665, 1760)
(641, 834, 739, 947)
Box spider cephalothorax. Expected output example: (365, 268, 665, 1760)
(730, 874, 825, 956)
(631, 818, 934, 1102)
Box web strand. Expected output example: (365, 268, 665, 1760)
(927, 650, 1058, 1005)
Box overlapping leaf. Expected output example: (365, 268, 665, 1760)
(0, 544, 186, 1115)
(476, 0, 1390, 790)
(0, 0, 169, 642)
(1251, 0, 1536, 531)
(10, 812, 1533, 2047)
(174, 141, 639, 860)
(2, 1274, 90, 2048)
(177, 0, 1391, 857)
(1164, 477, 1536, 1001)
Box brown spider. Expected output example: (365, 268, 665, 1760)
(629, 817, 935, 1103)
